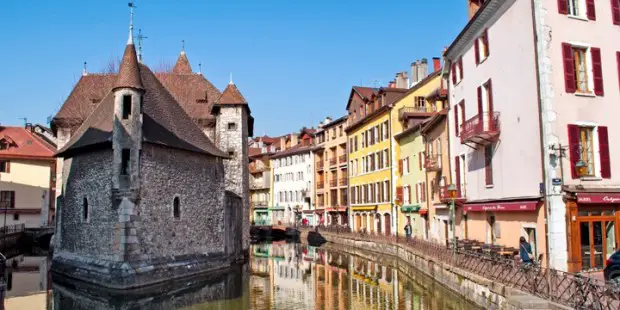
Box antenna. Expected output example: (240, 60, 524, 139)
(18, 117, 27, 126)
(136, 29, 148, 62)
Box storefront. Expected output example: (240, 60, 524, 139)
(325, 207, 348, 225)
(351, 206, 377, 232)
(399, 205, 425, 238)
(566, 192, 620, 273)
(463, 199, 545, 261)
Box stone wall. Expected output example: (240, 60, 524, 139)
(136, 143, 226, 258)
(56, 149, 118, 261)
(312, 231, 570, 310)
(215, 106, 249, 252)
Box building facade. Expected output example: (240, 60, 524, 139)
(0, 125, 56, 228)
(271, 131, 315, 225)
(313, 116, 348, 226)
(249, 153, 272, 225)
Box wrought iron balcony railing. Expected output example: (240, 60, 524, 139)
(460, 112, 500, 145)
(424, 154, 442, 171)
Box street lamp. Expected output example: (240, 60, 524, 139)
(576, 160, 588, 178)
(447, 184, 458, 261)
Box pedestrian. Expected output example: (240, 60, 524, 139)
(519, 236, 534, 265)
(404, 221, 412, 240)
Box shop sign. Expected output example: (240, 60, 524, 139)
(577, 193, 620, 204)
(464, 201, 538, 212)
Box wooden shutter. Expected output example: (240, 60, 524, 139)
(482, 29, 490, 56)
(398, 159, 403, 175)
(477, 86, 483, 126)
(586, 0, 596, 20)
(455, 156, 461, 192)
(613, 0, 620, 25)
(558, 0, 568, 14)
(396, 186, 403, 203)
(407, 186, 412, 204)
(591, 47, 604, 96)
(599, 126, 611, 178)
(451, 64, 457, 84)
(415, 184, 419, 203)
(421, 182, 426, 201)
(474, 39, 480, 65)
(5, 161, 9, 173)
(562, 43, 576, 93)
(454, 106, 459, 136)
(406, 157, 410, 172)
(418, 152, 423, 170)
(487, 79, 494, 112)
(484, 146, 493, 185)
(568, 124, 581, 179)
(458, 57, 464, 80)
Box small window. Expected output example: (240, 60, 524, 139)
(121, 149, 130, 175)
(122, 95, 132, 119)
(83, 197, 88, 221)
(0, 141, 7, 150)
(572, 46, 590, 93)
(173, 197, 180, 218)
(578, 126, 596, 176)
(0, 191, 15, 209)
(0, 161, 8, 173)
(227, 122, 237, 130)
(567, 0, 583, 17)
(228, 150, 235, 157)
(13, 214, 19, 221)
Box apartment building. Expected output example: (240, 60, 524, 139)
(249, 151, 272, 225)
(346, 86, 407, 234)
(313, 116, 348, 226)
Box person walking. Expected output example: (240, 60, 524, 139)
(519, 236, 534, 265)
(404, 221, 412, 240)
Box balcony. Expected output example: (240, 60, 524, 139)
(398, 106, 435, 121)
(317, 161, 324, 171)
(250, 180, 270, 190)
(339, 178, 348, 187)
(438, 185, 466, 203)
(317, 181, 324, 190)
(339, 155, 347, 164)
(424, 154, 442, 171)
(329, 158, 337, 167)
(460, 112, 500, 146)
(330, 179, 338, 187)
(251, 201, 269, 209)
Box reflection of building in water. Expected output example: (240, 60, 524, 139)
(5, 255, 50, 298)
(250, 244, 274, 309)
(348, 254, 399, 309)
(271, 242, 315, 309)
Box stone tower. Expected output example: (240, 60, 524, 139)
(212, 81, 253, 253)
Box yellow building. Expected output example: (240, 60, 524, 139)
(346, 86, 407, 234)
(390, 67, 442, 238)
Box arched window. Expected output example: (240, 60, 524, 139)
(173, 196, 180, 218)
(82, 197, 88, 221)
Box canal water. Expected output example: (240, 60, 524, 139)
(5, 242, 480, 309)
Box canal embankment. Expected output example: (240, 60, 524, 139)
(301, 229, 572, 310)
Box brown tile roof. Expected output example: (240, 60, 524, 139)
(248, 147, 262, 157)
(53, 53, 221, 131)
(216, 83, 247, 105)
(172, 52, 192, 74)
(346, 86, 379, 110)
(57, 56, 227, 158)
(270, 143, 314, 159)
(115, 44, 143, 90)
(0, 126, 56, 160)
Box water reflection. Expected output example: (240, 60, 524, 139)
(5, 242, 478, 309)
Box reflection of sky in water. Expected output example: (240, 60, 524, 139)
(5, 242, 479, 310)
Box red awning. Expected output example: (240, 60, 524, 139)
(576, 193, 620, 204)
(419, 209, 428, 215)
(314, 209, 325, 214)
(464, 200, 539, 212)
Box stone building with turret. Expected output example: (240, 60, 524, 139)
(51, 16, 252, 289)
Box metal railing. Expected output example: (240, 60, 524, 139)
(339, 178, 348, 186)
(424, 154, 442, 171)
(317, 182, 324, 190)
(329, 179, 338, 187)
(329, 158, 337, 166)
(0, 224, 25, 235)
(317, 161, 324, 170)
(398, 106, 432, 120)
(310, 227, 620, 309)
(460, 112, 500, 143)
(339, 155, 347, 164)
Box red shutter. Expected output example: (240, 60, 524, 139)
(484, 146, 493, 185)
(599, 126, 611, 179)
(454, 106, 459, 136)
(422, 182, 426, 202)
(487, 79, 494, 112)
(613, 0, 620, 25)
(451, 64, 457, 84)
(408, 187, 412, 204)
(474, 39, 480, 65)
(5, 161, 9, 173)
(562, 43, 576, 93)
(586, 0, 596, 20)
(591, 47, 604, 96)
(568, 124, 581, 179)
(617, 52, 620, 91)
(455, 156, 461, 192)
(482, 29, 490, 56)
(418, 152, 422, 170)
(558, 0, 568, 14)
(398, 159, 403, 175)
(459, 101, 465, 125)
(396, 186, 403, 203)
(458, 57, 464, 80)
(477, 86, 483, 126)
(407, 157, 410, 172)
(415, 185, 419, 203)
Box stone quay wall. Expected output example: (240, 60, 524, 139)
(307, 230, 571, 310)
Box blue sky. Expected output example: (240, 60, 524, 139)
(0, 0, 467, 136)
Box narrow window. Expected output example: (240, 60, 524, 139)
(0, 161, 8, 173)
(83, 197, 88, 221)
(121, 149, 130, 175)
(173, 197, 180, 218)
(485, 145, 494, 185)
(227, 122, 237, 130)
(122, 95, 132, 119)
(578, 126, 595, 176)
(572, 47, 590, 93)
(228, 150, 235, 157)
(0, 191, 15, 209)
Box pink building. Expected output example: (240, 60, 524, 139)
(446, 0, 620, 272)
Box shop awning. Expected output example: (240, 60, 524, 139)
(270, 205, 285, 210)
(419, 209, 428, 215)
(314, 209, 325, 214)
(351, 205, 377, 211)
(576, 193, 620, 204)
(464, 200, 539, 212)
(401, 205, 421, 213)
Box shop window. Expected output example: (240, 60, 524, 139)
(523, 227, 537, 258)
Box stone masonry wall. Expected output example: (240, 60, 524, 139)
(136, 143, 226, 258)
(56, 149, 118, 261)
(215, 106, 249, 252)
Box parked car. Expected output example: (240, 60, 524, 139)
(604, 249, 620, 283)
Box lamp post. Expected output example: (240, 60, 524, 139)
(448, 184, 458, 261)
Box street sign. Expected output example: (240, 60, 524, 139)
(552, 178, 562, 186)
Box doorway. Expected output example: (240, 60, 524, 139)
(578, 218, 616, 271)
(384, 214, 391, 236)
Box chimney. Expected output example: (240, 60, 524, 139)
(395, 72, 408, 88)
(417, 58, 428, 82)
(468, 0, 481, 20)
(291, 134, 299, 147)
(388, 80, 396, 88)
(432, 57, 441, 72)
(25, 123, 33, 132)
(410, 61, 419, 85)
